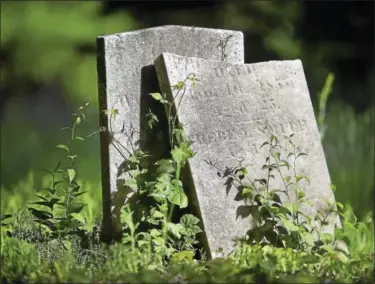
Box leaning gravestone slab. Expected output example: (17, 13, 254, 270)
(96, 26, 244, 241)
(155, 53, 339, 258)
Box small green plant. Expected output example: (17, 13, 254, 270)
(24, 100, 93, 237)
(209, 124, 374, 282)
(100, 74, 203, 272)
(2, 101, 94, 239)
(1, 99, 107, 281)
(209, 124, 339, 254)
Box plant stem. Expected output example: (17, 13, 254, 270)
(167, 163, 181, 224)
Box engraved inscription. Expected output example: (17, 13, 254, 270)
(189, 119, 307, 145)
(214, 67, 225, 77)
(208, 61, 298, 91)
(211, 99, 252, 118)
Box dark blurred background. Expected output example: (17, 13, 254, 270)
(1, 1, 374, 219)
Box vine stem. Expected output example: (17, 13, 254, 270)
(64, 119, 77, 221)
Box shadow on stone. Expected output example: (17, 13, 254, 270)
(140, 65, 170, 166)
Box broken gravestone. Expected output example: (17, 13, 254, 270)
(96, 26, 244, 241)
(155, 53, 339, 258)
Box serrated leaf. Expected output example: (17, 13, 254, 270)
(180, 214, 202, 236)
(152, 237, 165, 247)
(152, 210, 164, 219)
(171, 144, 194, 166)
(124, 177, 138, 191)
(150, 229, 162, 238)
(155, 159, 175, 175)
(168, 180, 188, 208)
(180, 214, 200, 226)
(168, 223, 184, 238)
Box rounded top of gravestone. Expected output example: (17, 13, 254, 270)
(97, 25, 244, 40)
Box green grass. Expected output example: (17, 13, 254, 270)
(323, 101, 374, 218)
(1, 173, 102, 231)
(1, 208, 373, 283)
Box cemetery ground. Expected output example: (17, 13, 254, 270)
(1, 96, 374, 283)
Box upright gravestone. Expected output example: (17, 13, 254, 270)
(96, 26, 244, 241)
(155, 53, 339, 258)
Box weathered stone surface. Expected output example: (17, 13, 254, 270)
(96, 26, 244, 241)
(155, 53, 338, 258)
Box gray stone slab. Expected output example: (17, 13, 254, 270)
(155, 53, 339, 258)
(96, 26, 244, 241)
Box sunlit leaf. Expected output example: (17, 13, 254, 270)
(56, 144, 69, 152)
(67, 169, 76, 183)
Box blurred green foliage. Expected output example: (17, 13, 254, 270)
(1, 1, 137, 103)
(323, 102, 374, 217)
(1, 1, 137, 187)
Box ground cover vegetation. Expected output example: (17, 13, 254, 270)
(1, 76, 374, 283)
